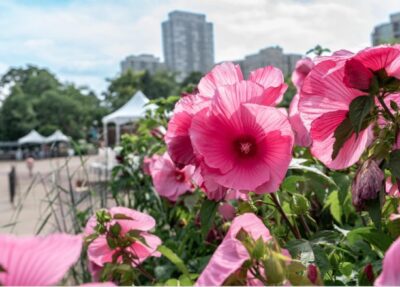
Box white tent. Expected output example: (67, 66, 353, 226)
(45, 130, 70, 143)
(18, 130, 46, 145)
(102, 90, 157, 146)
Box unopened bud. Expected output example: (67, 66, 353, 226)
(307, 264, 318, 284)
(352, 159, 384, 211)
(264, 256, 286, 285)
(364, 263, 375, 284)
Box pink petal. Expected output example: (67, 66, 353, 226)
(0, 234, 82, 286)
(248, 66, 287, 106)
(110, 207, 156, 232)
(310, 111, 372, 169)
(343, 58, 373, 90)
(354, 45, 400, 72)
(198, 62, 243, 98)
(218, 203, 236, 220)
(226, 213, 271, 241)
(375, 237, 400, 286)
(289, 94, 312, 147)
(195, 238, 250, 286)
(291, 57, 314, 91)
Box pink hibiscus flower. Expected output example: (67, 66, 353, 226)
(190, 81, 294, 193)
(0, 233, 82, 286)
(375, 237, 400, 286)
(299, 54, 372, 169)
(196, 213, 272, 286)
(165, 62, 287, 169)
(292, 57, 314, 91)
(142, 154, 160, 176)
(149, 152, 195, 201)
(84, 207, 161, 277)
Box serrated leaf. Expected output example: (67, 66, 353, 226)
(199, 199, 218, 238)
(332, 117, 354, 160)
(349, 95, 373, 134)
(157, 245, 190, 277)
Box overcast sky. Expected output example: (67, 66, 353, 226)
(0, 0, 399, 94)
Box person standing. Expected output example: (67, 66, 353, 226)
(26, 156, 35, 177)
(9, 166, 16, 204)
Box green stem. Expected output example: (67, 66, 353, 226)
(270, 193, 301, 239)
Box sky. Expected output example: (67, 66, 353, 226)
(0, 0, 399, 94)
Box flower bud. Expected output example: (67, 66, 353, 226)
(351, 159, 384, 211)
(364, 263, 375, 284)
(264, 256, 286, 285)
(306, 264, 318, 284)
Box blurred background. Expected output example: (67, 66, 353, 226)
(0, 0, 399, 235)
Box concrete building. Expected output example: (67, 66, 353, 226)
(162, 11, 214, 81)
(372, 12, 400, 45)
(120, 54, 165, 75)
(236, 46, 302, 77)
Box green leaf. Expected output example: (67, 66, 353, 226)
(252, 237, 265, 260)
(289, 159, 337, 186)
(157, 245, 190, 277)
(325, 191, 343, 224)
(332, 117, 354, 160)
(388, 149, 400, 179)
(365, 196, 382, 230)
(349, 95, 374, 134)
(199, 199, 218, 238)
(106, 237, 118, 249)
(339, 262, 354, 277)
(347, 227, 392, 252)
(113, 213, 133, 220)
(110, 223, 121, 236)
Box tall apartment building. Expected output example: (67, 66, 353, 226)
(372, 12, 400, 45)
(120, 54, 165, 75)
(236, 46, 302, 77)
(162, 11, 214, 81)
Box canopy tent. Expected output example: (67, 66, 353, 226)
(45, 130, 70, 143)
(18, 130, 46, 145)
(102, 90, 157, 146)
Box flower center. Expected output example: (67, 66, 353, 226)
(175, 170, 186, 182)
(233, 136, 257, 158)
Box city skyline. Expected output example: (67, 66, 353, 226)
(1, 0, 400, 94)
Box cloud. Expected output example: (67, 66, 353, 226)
(0, 0, 399, 94)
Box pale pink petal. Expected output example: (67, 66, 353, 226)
(195, 238, 250, 286)
(129, 234, 162, 264)
(299, 60, 364, 130)
(291, 57, 314, 91)
(375, 237, 400, 286)
(198, 62, 243, 98)
(354, 45, 400, 72)
(310, 111, 372, 169)
(0, 234, 82, 286)
(87, 236, 114, 267)
(386, 177, 400, 198)
(289, 94, 312, 147)
(110, 206, 156, 232)
(248, 66, 287, 105)
(226, 213, 271, 242)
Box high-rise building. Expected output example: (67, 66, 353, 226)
(120, 54, 165, 75)
(162, 11, 214, 81)
(372, 12, 400, 45)
(236, 46, 302, 77)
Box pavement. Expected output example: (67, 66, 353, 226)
(0, 155, 101, 235)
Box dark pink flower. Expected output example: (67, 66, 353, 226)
(84, 207, 161, 275)
(0, 234, 82, 286)
(190, 81, 293, 193)
(299, 55, 373, 169)
(149, 152, 195, 201)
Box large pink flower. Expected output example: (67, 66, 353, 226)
(0, 233, 82, 286)
(149, 152, 195, 201)
(299, 56, 372, 169)
(166, 62, 287, 169)
(375, 237, 400, 286)
(84, 207, 161, 274)
(196, 213, 271, 286)
(190, 81, 294, 193)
